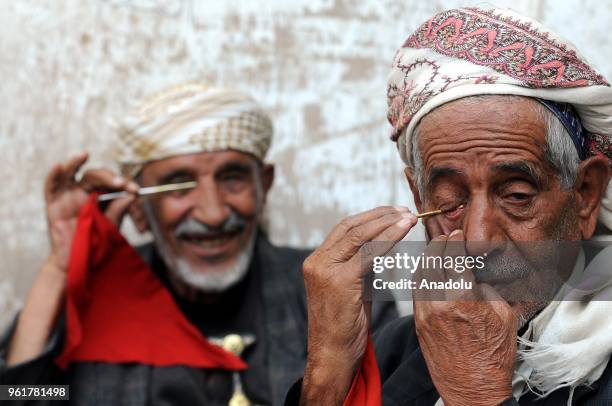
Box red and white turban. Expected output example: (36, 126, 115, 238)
(386, 7, 612, 232)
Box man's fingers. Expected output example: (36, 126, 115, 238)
(44, 153, 89, 198)
(80, 168, 139, 193)
(479, 283, 516, 324)
(444, 229, 465, 254)
(127, 202, 149, 233)
(443, 229, 466, 279)
(346, 212, 418, 278)
(357, 212, 419, 267)
(328, 211, 416, 263)
(320, 206, 411, 251)
(418, 233, 450, 283)
(411, 234, 450, 303)
(372, 212, 418, 243)
(425, 233, 450, 256)
(44, 163, 64, 199)
(63, 152, 89, 180)
(104, 196, 136, 225)
(422, 214, 450, 238)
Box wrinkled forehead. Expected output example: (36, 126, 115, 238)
(416, 95, 549, 168)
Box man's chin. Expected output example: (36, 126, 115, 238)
(168, 234, 257, 294)
(168, 256, 250, 294)
(179, 257, 242, 275)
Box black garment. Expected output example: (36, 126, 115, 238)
(0, 233, 398, 405)
(285, 316, 612, 405)
(140, 241, 271, 404)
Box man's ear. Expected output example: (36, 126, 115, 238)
(404, 167, 424, 212)
(128, 199, 150, 233)
(261, 163, 275, 196)
(574, 155, 611, 239)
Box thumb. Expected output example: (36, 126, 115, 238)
(479, 283, 517, 326)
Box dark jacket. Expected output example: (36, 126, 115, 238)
(0, 233, 398, 405)
(290, 316, 612, 405)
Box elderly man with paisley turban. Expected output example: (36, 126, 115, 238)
(291, 7, 612, 406)
(0, 82, 398, 405)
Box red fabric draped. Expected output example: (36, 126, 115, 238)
(55, 195, 247, 371)
(343, 335, 382, 406)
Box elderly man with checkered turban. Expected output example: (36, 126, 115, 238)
(0, 82, 400, 406)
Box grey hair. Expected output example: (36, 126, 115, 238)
(409, 98, 580, 198)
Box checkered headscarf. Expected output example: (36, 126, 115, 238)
(114, 83, 273, 177)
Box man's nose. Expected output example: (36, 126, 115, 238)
(190, 179, 230, 228)
(461, 197, 506, 257)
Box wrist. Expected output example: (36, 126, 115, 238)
(44, 254, 68, 276)
(443, 386, 512, 406)
(301, 347, 361, 405)
(40, 257, 68, 293)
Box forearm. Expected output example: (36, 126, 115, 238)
(6, 259, 66, 366)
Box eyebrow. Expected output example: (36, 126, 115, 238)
(425, 161, 546, 191)
(156, 168, 195, 185)
(492, 161, 545, 188)
(216, 161, 255, 175)
(426, 166, 464, 190)
(155, 161, 255, 185)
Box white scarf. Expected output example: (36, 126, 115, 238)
(433, 245, 612, 406)
(514, 245, 612, 405)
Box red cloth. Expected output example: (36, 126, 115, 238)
(343, 336, 382, 406)
(55, 195, 247, 371)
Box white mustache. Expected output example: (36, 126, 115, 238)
(174, 211, 248, 238)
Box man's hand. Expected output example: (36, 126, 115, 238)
(45, 152, 138, 271)
(414, 230, 517, 406)
(300, 206, 417, 406)
(7, 153, 139, 367)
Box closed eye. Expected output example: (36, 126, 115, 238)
(508, 193, 529, 199)
(504, 192, 533, 202)
(443, 203, 465, 220)
(497, 178, 537, 206)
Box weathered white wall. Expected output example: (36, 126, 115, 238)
(1, 0, 611, 327)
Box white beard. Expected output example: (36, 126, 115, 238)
(142, 201, 257, 294)
(168, 230, 256, 293)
